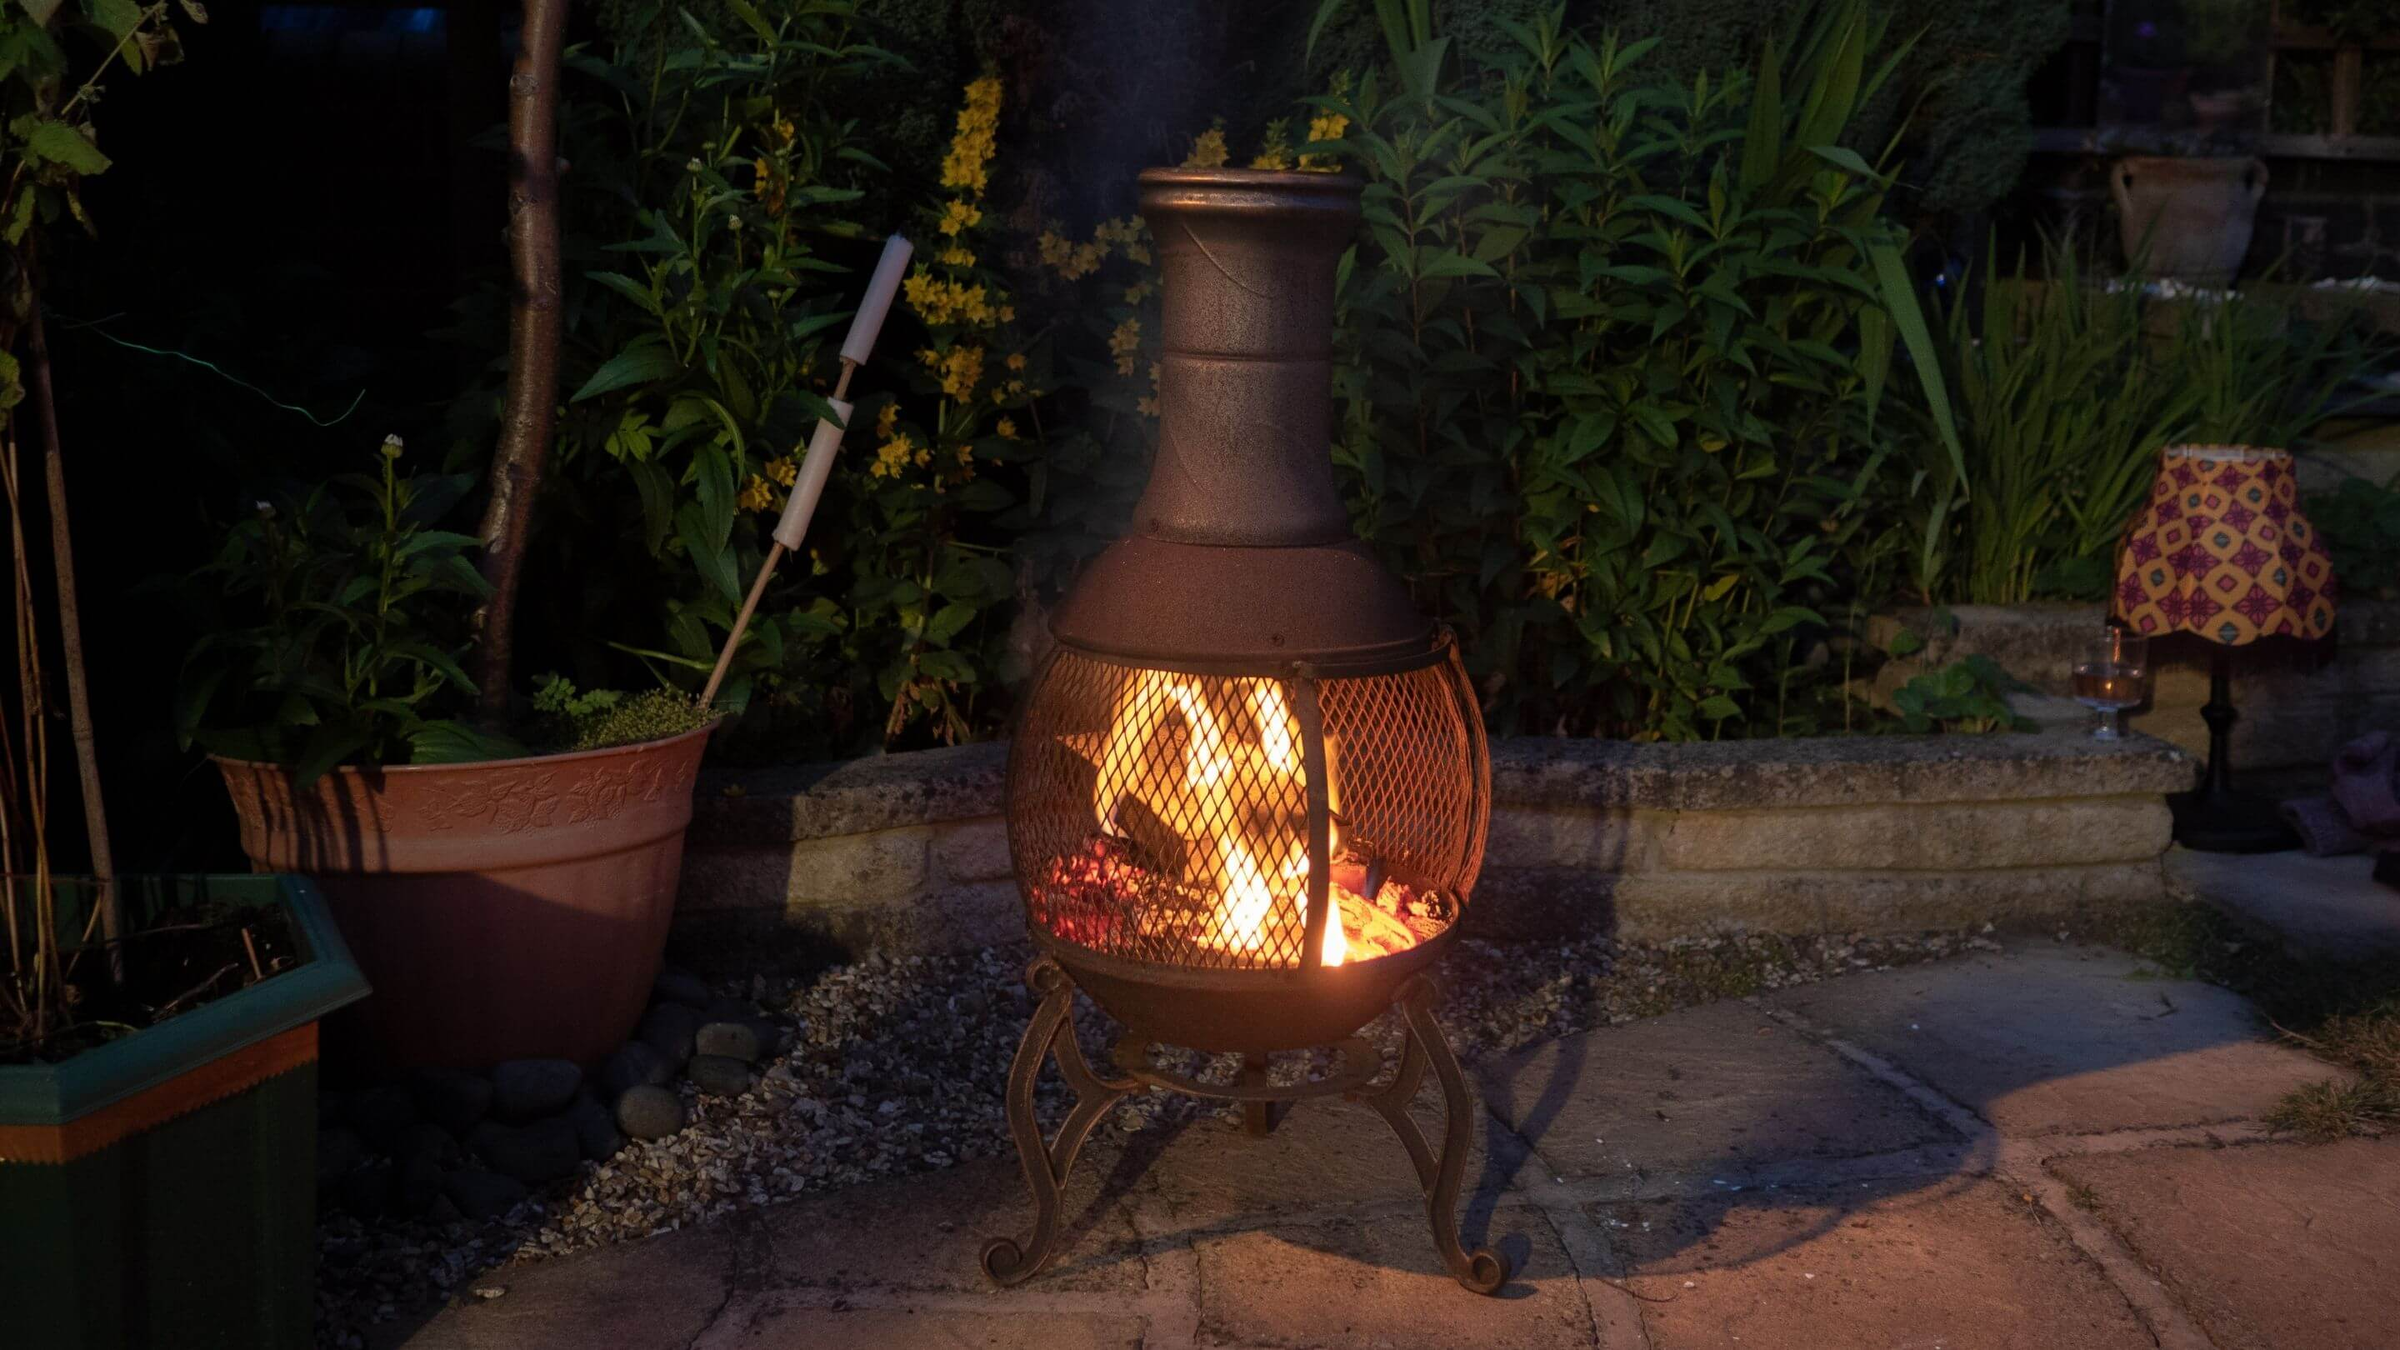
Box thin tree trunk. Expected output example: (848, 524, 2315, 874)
(472, 0, 571, 722)
(25, 301, 118, 981)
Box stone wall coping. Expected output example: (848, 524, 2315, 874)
(691, 730, 2196, 847)
(1490, 730, 2194, 811)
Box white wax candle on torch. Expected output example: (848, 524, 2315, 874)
(840, 234, 915, 368)
(773, 397, 853, 552)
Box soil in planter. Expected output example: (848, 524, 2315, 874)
(3, 899, 297, 1066)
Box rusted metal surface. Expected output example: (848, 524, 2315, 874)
(989, 170, 1504, 1295)
(1005, 643, 1484, 980)
(1046, 168, 1430, 666)
(981, 959, 1510, 1294)
(979, 957, 1137, 1287)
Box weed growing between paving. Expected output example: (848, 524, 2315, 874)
(2074, 900, 2400, 1140)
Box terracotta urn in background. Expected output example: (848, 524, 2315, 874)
(214, 723, 714, 1069)
(2111, 155, 2269, 291)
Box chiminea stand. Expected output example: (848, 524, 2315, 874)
(979, 956, 1508, 1295)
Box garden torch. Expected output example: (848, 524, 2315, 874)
(700, 233, 913, 708)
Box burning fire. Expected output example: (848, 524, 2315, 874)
(1063, 670, 1440, 965)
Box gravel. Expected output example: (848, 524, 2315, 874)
(314, 925, 1999, 1346)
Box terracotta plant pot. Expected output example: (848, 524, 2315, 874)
(2111, 155, 2268, 291)
(214, 723, 713, 1069)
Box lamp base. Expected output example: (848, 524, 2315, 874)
(2169, 787, 2299, 854)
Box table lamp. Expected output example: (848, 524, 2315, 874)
(2113, 445, 2337, 853)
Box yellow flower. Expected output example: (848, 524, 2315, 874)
(1137, 396, 1159, 417)
(938, 245, 976, 267)
(1005, 352, 1026, 371)
(877, 401, 900, 435)
(1300, 112, 1349, 170)
(1183, 125, 1228, 169)
(764, 455, 798, 487)
(1250, 119, 1292, 170)
(1123, 281, 1152, 304)
(871, 431, 916, 479)
(940, 75, 1003, 196)
(938, 199, 983, 236)
(999, 304, 1015, 323)
(902, 269, 997, 327)
(997, 417, 1019, 439)
(1108, 317, 1142, 376)
(921, 345, 985, 402)
(737, 474, 775, 512)
(771, 115, 796, 146)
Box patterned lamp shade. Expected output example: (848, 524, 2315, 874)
(2112, 445, 2337, 645)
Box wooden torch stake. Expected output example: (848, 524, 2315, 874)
(699, 359, 857, 709)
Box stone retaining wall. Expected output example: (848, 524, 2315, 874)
(1869, 599, 2400, 794)
(675, 731, 2195, 961)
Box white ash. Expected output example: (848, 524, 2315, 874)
(315, 927, 1990, 1345)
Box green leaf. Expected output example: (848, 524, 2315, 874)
(1418, 251, 1499, 279)
(1868, 239, 1967, 492)
(571, 343, 682, 402)
(22, 119, 110, 176)
(1697, 695, 1741, 720)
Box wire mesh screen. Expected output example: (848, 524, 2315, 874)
(1006, 647, 1487, 972)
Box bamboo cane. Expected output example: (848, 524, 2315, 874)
(700, 234, 913, 709)
(25, 302, 119, 984)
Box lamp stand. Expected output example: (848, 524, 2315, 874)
(2168, 647, 2298, 853)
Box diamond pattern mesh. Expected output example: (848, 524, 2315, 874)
(1006, 646, 1488, 971)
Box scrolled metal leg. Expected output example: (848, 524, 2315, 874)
(1362, 975, 1510, 1295)
(981, 957, 1137, 1286)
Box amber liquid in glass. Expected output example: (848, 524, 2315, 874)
(2070, 666, 2146, 709)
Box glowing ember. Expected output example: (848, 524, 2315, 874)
(1042, 671, 1450, 964)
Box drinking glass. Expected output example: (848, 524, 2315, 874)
(2071, 627, 2150, 740)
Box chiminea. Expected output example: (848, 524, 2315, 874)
(984, 169, 1505, 1294)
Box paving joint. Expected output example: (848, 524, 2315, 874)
(1756, 996, 2225, 1350)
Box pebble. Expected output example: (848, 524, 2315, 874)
(686, 1054, 755, 1098)
(317, 928, 1988, 1347)
(317, 1126, 364, 1184)
(469, 1118, 582, 1185)
(344, 1085, 419, 1156)
(391, 1155, 446, 1218)
(567, 1092, 625, 1161)
(639, 1003, 705, 1067)
(614, 1084, 686, 1140)
(408, 1067, 494, 1135)
(694, 1021, 761, 1063)
(599, 1040, 675, 1099)
(399, 1122, 462, 1166)
(652, 967, 711, 1009)
(442, 1169, 528, 1221)
(490, 1059, 583, 1122)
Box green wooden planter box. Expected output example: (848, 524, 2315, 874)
(0, 875, 369, 1350)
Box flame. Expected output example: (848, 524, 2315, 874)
(1092, 671, 1353, 965)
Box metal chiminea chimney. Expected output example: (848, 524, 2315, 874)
(985, 168, 1504, 1295)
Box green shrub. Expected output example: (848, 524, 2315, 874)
(1926, 238, 2198, 604)
(1314, 1, 1961, 739)
(175, 438, 521, 782)
(2309, 474, 2400, 602)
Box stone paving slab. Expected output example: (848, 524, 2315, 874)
(1597, 1175, 2153, 1349)
(385, 1220, 739, 1350)
(751, 1154, 1147, 1294)
(1191, 1199, 1594, 1349)
(2168, 846, 2400, 963)
(1767, 944, 2337, 1135)
(1481, 1001, 1953, 1181)
(1135, 1089, 1516, 1230)
(694, 1302, 1147, 1349)
(2054, 1138, 2400, 1350)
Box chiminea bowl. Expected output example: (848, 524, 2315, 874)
(1001, 168, 1491, 1054)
